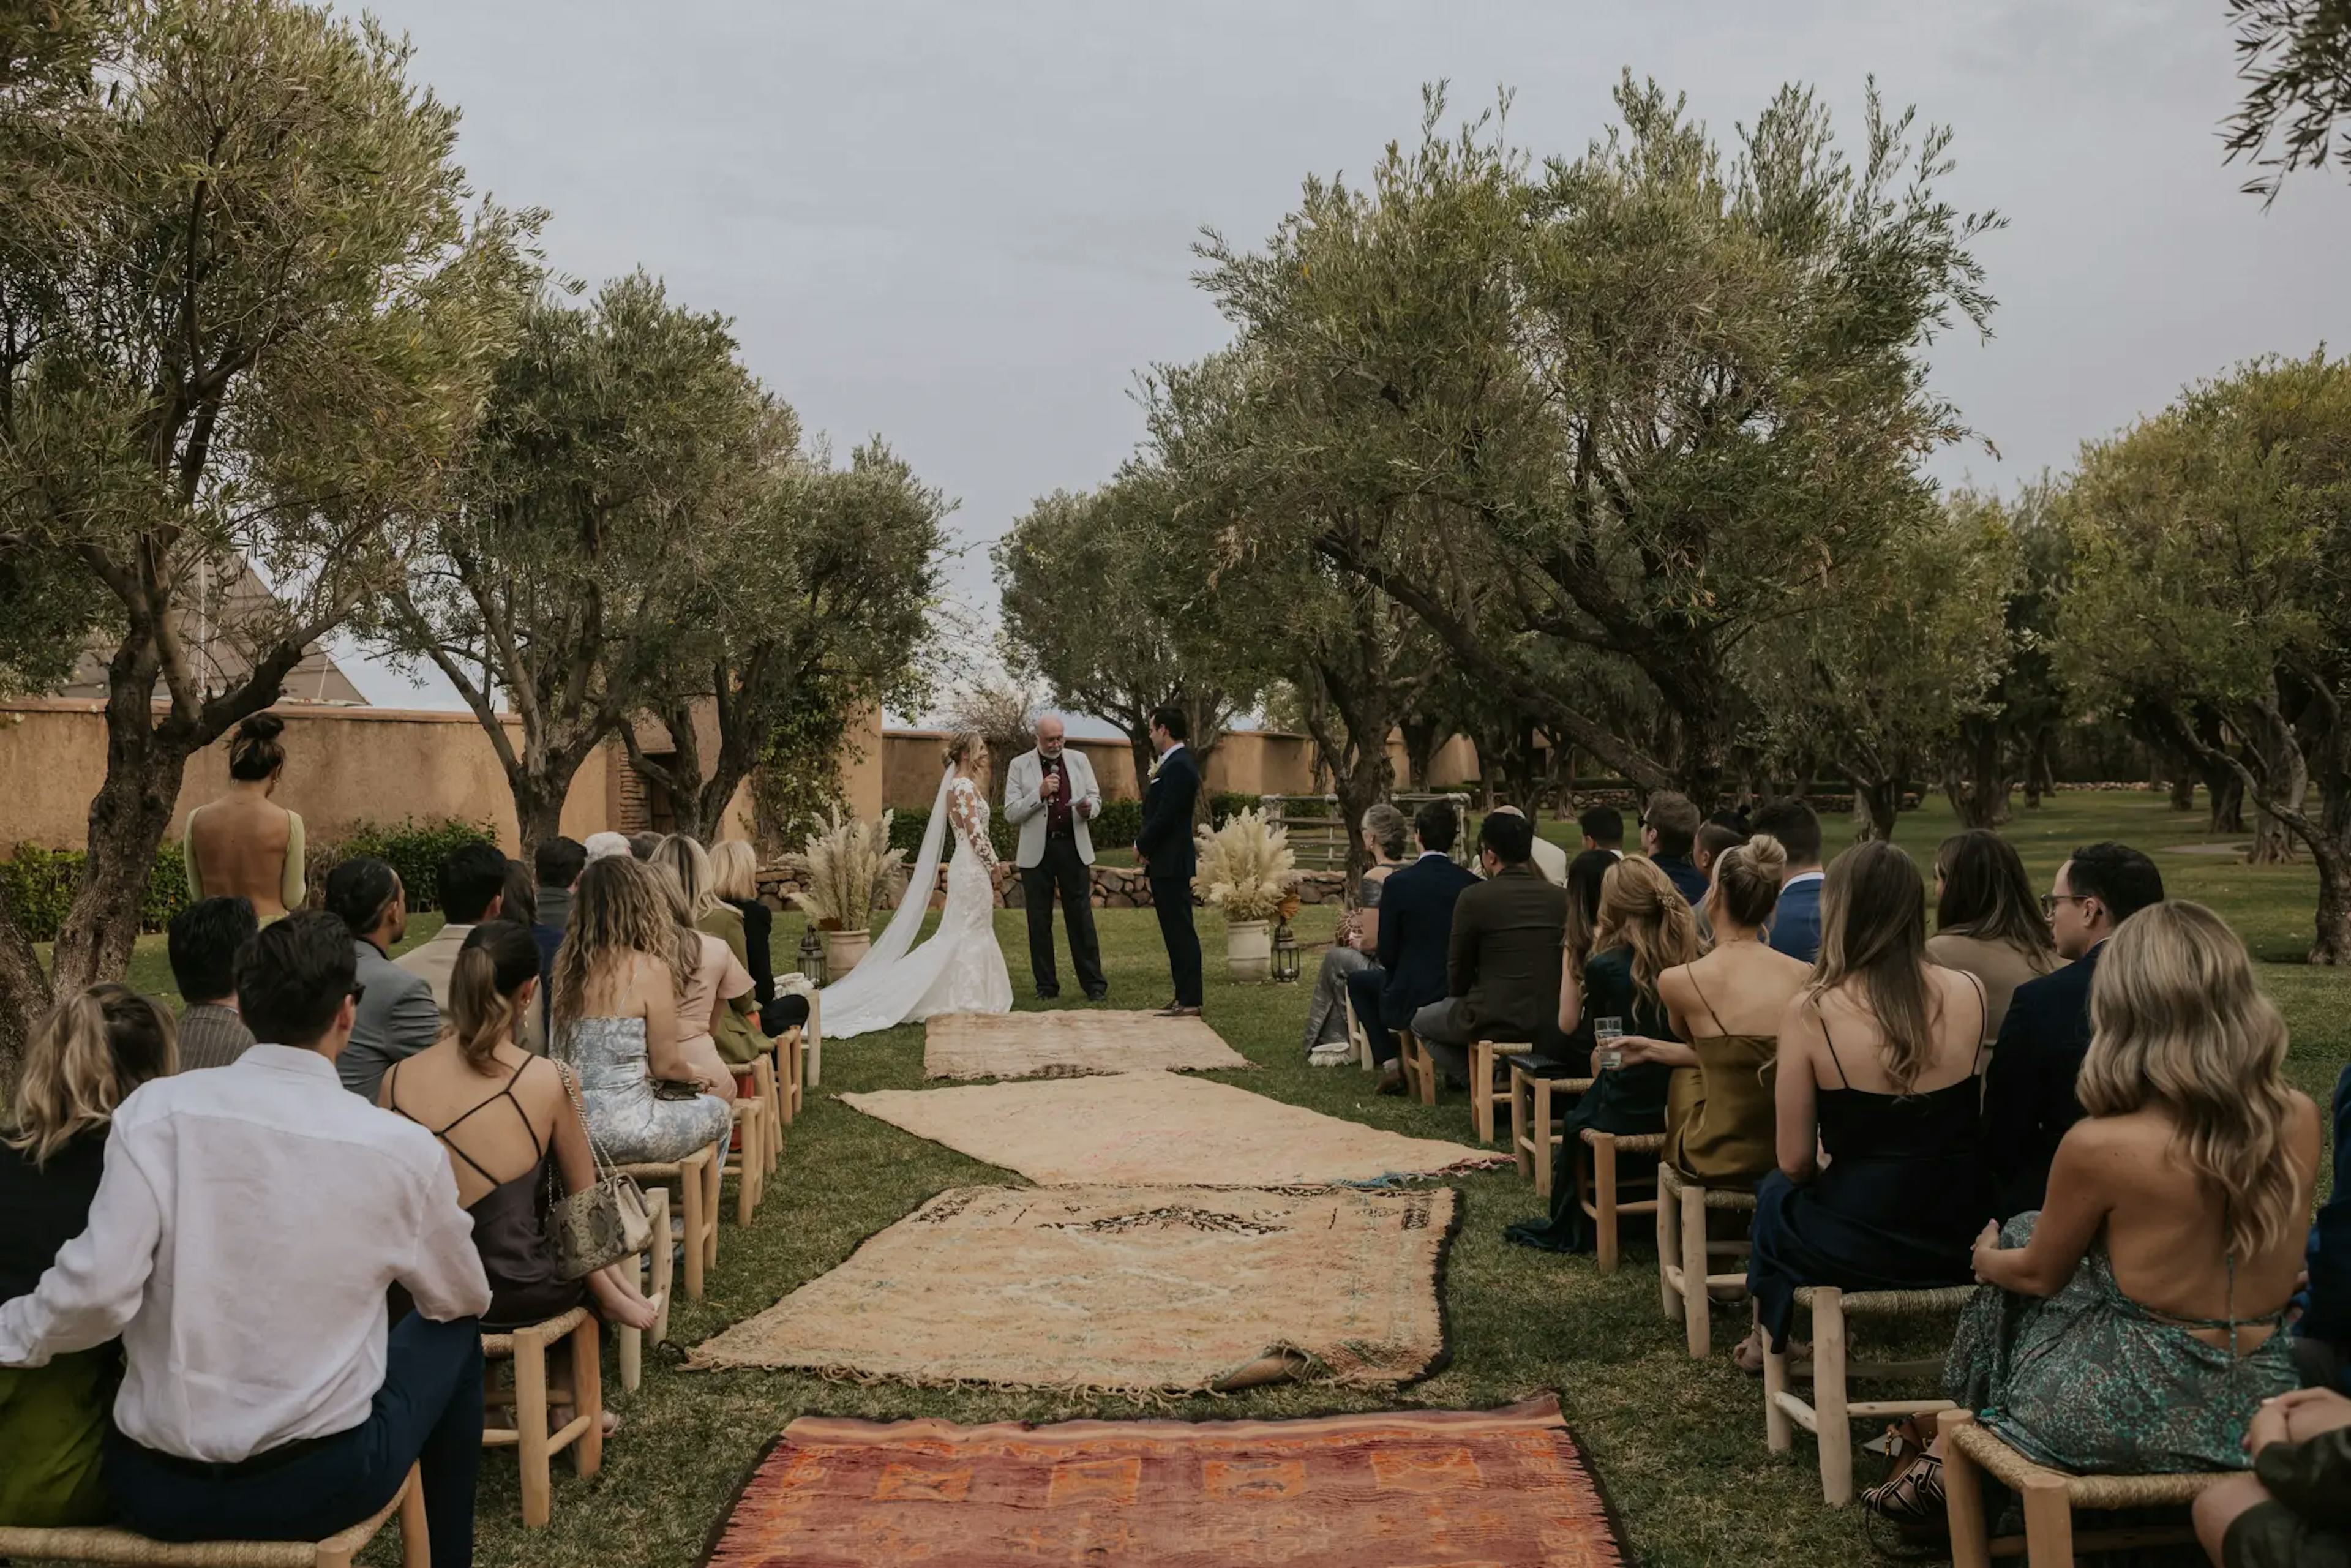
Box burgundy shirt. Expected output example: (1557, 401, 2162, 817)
(1043, 752, 1074, 835)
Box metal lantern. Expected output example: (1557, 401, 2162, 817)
(1271, 918, 1302, 984)
(798, 928, 828, 986)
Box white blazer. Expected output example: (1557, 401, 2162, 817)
(1003, 746, 1101, 869)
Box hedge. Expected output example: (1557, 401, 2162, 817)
(5, 816, 495, 943)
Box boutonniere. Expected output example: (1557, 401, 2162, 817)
(1147, 756, 1165, 783)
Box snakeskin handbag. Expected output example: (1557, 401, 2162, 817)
(545, 1064, 656, 1280)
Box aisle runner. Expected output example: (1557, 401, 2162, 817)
(708, 1396, 1625, 1567)
(689, 1184, 1455, 1391)
(842, 1071, 1503, 1185)
(924, 1009, 1251, 1080)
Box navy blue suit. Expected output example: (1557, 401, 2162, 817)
(1983, 943, 2099, 1219)
(1766, 873, 1824, 964)
(1373, 853, 1479, 1029)
(1654, 855, 1710, 909)
(1136, 745, 1203, 1006)
(2302, 1064, 2351, 1386)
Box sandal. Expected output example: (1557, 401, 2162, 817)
(1862, 1452, 1945, 1526)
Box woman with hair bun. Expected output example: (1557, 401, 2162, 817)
(1613, 834, 1813, 1187)
(379, 920, 658, 1338)
(1, 984, 176, 1525)
(184, 713, 306, 918)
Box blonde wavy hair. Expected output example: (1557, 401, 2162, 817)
(2077, 901, 2301, 1266)
(6, 984, 177, 1166)
(943, 728, 986, 771)
(552, 857, 695, 1037)
(1592, 857, 1701, 1006)
(651, 834, 719, 922)
(709, 839, 759, 903)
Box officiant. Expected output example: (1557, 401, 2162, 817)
(1004, 715, 1108, 1001)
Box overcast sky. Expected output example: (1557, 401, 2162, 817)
(330, 0, 2351, 713)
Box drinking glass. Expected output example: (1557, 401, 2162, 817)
(1594, 1016, 1626, 1071)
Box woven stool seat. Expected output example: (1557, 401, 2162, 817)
(481, 1304, 590, 1358)
(1573, 1126, 1666, 1272)
(1659, 1165, 1760, 1209)
(1793, 1283, 1976, 1315)
(1766, 1283, 1973, 1505)
(1582, 1128, 1665, 1154)
(1655, 1165, 1760, 1357)
(0, 1463, 424, 1568)
(1938, 1409, 2222, 1566)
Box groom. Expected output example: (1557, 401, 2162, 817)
(1003, 714, 1107, 1001)
(1134, 705, 1203, 1018)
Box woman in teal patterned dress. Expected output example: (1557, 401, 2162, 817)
(1867, 902, 2322, 1523)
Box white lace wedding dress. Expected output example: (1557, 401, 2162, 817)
(819, 768, 1013, 1039)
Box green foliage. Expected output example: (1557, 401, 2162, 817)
(317, 819, 497, 915)
(2224, 0, 2351, 201)
(1, 843, 190, 943)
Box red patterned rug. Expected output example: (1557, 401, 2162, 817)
(707, 1396, 1624, 1567)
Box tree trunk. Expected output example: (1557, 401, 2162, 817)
(510, 773, 572, 863)
(1401, 718, 1442, 791)
(0, 883, 53, 1097)
(49, 677, 197, 1003)
(2208, 770, 2246, 834)
(2168, 772, 2197, 812)
(1850, 776, 1902, 844)
(2248, 711, 2308, 865)
(2310, 835, 2351, 966)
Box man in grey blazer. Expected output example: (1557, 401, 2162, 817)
(323, 857, 443, 1101)
(1002, 714, 1107, 1000)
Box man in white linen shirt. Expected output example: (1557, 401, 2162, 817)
(0, 912, 492, 1567)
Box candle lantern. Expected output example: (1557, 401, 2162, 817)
(798, 928, 828, 986)
(1271, 918, 1302, 985)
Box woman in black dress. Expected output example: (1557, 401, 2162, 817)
(710, 839, 810, 1039)
(1739, 840, 1992, 1370)
(1507, 855, 1700, 1253)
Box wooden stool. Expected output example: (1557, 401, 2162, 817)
(1655, 1165, 1756, 1357)
(1937, 1409, 2221, 1566)
(617, 1184, 671, 1393)
(771, 1024, 805, 1125)
(1397, 1030, 1439, 1105)
(0, 1462, 426, 1567)
(1343, 993, 1374, 1071)
(801, 992, 822, 1089)
(1508, 1057, 1592, 1200)
(748, 1054, 783, 1175)
(721, 1093, 768, 1225)
(1573, 1127, 1667, 1273)
(1763, 1283, 1974, 1504)
(619, 1141, 719, 1300)
(482, 1306, 602, 1528)
(1468, 1040, 1513, 1144)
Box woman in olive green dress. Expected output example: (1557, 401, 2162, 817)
(0, 985, 177, 1526)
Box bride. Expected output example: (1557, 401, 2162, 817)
(819, 730, 1013, 1038)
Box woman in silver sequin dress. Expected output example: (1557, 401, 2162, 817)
(549, 857, 731, 1165)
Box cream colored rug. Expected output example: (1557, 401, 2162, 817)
(923, 1009, 1252, 1080)
(689, 1184, 1457, 1392)
(842, 1071, 1505, 1186)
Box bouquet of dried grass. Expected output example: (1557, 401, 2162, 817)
(1193, 806, 1298, 923)
(787, 808, 905, 931)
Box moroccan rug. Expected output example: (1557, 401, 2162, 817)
(923, 1009, 1252, 1081)
(841, 1071, 1505, 1186)
(706, 1395, 1625, 1567)
(689, 1184, 1456, 1392)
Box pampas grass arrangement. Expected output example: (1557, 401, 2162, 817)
(1193, 806, 1298, 923)
(788, 808, 906, 930)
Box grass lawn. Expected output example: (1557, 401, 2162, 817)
(83, 790, 2350, 1566)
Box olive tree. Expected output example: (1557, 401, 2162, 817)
(0, 0, 531, 1067)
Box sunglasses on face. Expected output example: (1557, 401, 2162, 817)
(348, 982, 367, 1004)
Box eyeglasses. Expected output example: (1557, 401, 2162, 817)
(348, 983, 367, 1004)
(2038, 894, 2085, 919)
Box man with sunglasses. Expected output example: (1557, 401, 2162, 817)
(1985, 840, 2165, 1219)
(0, 912, 490, 1566)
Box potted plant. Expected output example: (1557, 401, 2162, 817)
(786, 807, 905, 979)
(1193, 807, 1299, 982)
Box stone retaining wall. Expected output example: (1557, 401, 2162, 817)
(754, 863, 1349, 912)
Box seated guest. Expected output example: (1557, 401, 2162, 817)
(1409, 811, 1569, 1086)
(1578, 805, 1624, 858)
(1640, 792, 1709, 904)
(0, 985, 175, 1527)
(651, 850, 759, 1087)
(530, 835, 587, 1043)
(1694, 820, 1744, 882)
(552, 857, 733, 1164)
(381, 921, 658, 1345)
(0, 913, 490, 1566)
(182, 713, 305, 920)
(1493, 805, 1569, 887)
(1985, 840, 2164, 1218)
(1742, 841, 1992, 1370)
(711, 838, 811, 1040)
(325, 857, 442, 1102)
(1506, 856, 1698, 1253)
(397, 841, 511, 1021)
(1618, 835, 1812, 1188)
(1925, 828, 2060, 1041)
(626, 832, 661, 860)
(582, 831, 631, 862)
(2295, 1060, 2351, 1392)
(1348, 800, 1479, 1095)
(1870, 902, 2317, 1523)
(2194, 1386, 2351, 1568)
(166, 896, 257, 1070)
(1749, 797, 1825, 962)
(498, 857, 535, 929)
(1302, 803, 1409, 1063)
